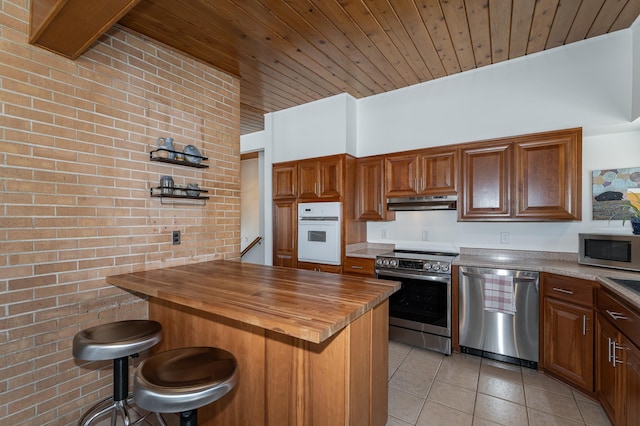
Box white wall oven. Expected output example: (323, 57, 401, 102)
(297, 202, 342, 266)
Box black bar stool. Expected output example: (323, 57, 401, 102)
(133, 347, 238, 426)
(73, 320, 163, 425)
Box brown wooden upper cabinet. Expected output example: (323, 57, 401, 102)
(356, 157, 395, 221)
(459, 142, 512, 219)
(514, 130, 581, 220)
(385, 148, 457, 198)
(298, 156, 343, 200)
(458, 128, 582, 221)
(273, 163, 297, 200)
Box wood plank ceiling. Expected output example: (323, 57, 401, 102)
(117, 0, 640, 135)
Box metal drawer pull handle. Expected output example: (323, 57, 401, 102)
(552, 287, 574, 295)
(606, 310, 628, 321)
(608, 337, 613, 363)
(612, 342, 624, 367)
(350, 265, 364, 269)
(582, 315, 587, 336)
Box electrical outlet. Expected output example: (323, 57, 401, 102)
(500, 232, 510, 244)
(172, 230, 181, 245)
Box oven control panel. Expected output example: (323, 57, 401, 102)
(375, 257, 451, 273)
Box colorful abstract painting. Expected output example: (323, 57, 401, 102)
(592, 167, 640, 220)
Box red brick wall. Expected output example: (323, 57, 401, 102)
(0, 1, 241, 424)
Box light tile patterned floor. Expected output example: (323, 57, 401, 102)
(387, 341, 612, 426)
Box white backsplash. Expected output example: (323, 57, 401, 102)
(366, 210, 584, 253)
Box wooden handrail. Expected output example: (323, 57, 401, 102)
(241, 236, 262, 257)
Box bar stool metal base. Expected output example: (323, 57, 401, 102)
(80, 395, 165, 426)
(79, 396, 132, 426)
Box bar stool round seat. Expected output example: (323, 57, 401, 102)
(73, 320, 163, 426)
(134, 347, 238, 425)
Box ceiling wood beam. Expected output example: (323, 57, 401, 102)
(29, 0, 142, 59)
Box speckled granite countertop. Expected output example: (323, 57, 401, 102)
(345, 242, 395, 259)
(455, 247, 640, 311)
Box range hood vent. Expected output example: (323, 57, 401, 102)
(387, 195, 457, 211)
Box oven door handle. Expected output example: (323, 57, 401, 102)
(298, 217, 339, 222)
(376, 270, 451, 283)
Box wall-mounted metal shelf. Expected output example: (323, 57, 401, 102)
(150, 186, 209, 205)
(150, 148, 209, 168)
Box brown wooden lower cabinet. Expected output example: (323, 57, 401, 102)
(596, 314, 619, 422)
(543, 298, 594, 392)
(625, 340, 640, 426)
(541, 273, 596, 393)
(297, 261, 342, 274)
(596, 288, 640, 426)
(343, 256, 375, 277)
(273, 199, 296, 268)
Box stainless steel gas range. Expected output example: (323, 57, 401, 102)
(375, 249, 458, 355)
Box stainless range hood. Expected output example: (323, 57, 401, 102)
(387, 195, 457, 211)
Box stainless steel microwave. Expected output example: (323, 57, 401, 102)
(578, 233, 640, 272)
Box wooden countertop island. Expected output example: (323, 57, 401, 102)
(107, 260, 400, 426)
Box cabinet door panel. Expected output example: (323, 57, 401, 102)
(419, 150, 456, 195)
(385, 155, 419, 197)
(298, 162, 319, 199)
(625, 340, 640, 426)
(596, 316, 621, 425)
(273, 164, 297, 199)
(543, 298, 594, 392)
(459, 143, 511, 219)
(319, 157, 343, 198)
(514, 131, 581, 220)
(356, 158, 392, 221)
(273, 199, 297, 268)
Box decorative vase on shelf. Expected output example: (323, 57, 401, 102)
(631, 218, 640, 235)
(157, 137, 176, 159)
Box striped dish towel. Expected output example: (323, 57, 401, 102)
(482, 274, 515, 315)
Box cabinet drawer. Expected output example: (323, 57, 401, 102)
(343, 257, 375, 277)
(598, 288, 640, 345)
(543, 273, 596, 307)
(298, 261, 342, 274)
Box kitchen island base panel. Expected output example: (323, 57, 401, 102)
(149, 297, 389, 426)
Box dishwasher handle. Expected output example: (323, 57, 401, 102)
(460, 271, 538, 282)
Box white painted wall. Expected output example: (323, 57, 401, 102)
(271, 93, 357, 162)
(356, 31, 633, 157)
(240, 130, 267, 154)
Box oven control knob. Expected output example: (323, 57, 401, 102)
(375, 259, 382, 266)
(382, 259, 389, 266)
(441, 264, 450, 272)
(423, 263, 432, 271)
(390, 259, 398, 268)
(432, 264, 441, 271)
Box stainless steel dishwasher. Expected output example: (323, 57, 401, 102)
(458, 266, 539, 368)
